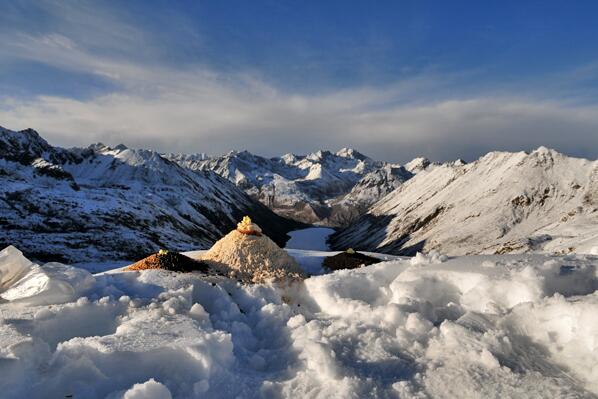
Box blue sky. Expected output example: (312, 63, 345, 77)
(1, 1, 598, 162)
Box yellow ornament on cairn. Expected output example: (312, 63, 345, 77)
(236, 216, 262, 236)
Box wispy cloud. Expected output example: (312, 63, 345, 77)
(3, 79, 598, 162)
(1, 2, 598, 162)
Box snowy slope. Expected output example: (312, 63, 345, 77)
(1, 245, 597, 398)
(327, 164, 413, 226)
(0, 126, 300, 263)
(166, 149, 417, 226)
(331, 147, 598, 256)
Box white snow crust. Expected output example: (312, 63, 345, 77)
(1, 245, 597, 398)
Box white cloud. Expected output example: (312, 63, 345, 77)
(2, 77, 598, 163)
(0, 4, 597, 162)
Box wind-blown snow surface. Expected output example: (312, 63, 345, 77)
(1, 245, 598, 398)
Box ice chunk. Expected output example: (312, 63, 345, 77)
(410, 250, 448, 266)
(0, 247, 95, 305)
(0, 246, 35, 293)
(122, 379, 172, 399)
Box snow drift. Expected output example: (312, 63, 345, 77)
(1, 245, 597, 398)
(0, 246, 94, 305)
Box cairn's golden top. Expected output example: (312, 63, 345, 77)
(236, 216, 262, 236)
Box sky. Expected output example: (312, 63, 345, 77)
(1, 1, 598, 163)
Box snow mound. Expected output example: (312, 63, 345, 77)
(0, 246, 35, 292)
(122, 379, 172, 399)
(0, 246, 94, 305)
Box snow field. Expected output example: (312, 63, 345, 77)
(285, 227, 335, 251)
(1, 246, 598, 398)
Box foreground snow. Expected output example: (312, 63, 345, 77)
(1, 246, 598, 398)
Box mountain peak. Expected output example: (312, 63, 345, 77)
(18, 127, 41, 136)
(0, 126, 53, 164)
(533, 145, 553, 154)
(529, 146, 566, 159)
(336, 147, 368, 160)
(0, 126, 299, 263)
(331, 147, 598, 256)
(280, 153, 298, 164)
(224, 149, 258, 160)
(404, 157, 431, 173)
(306, 150, 332, 161)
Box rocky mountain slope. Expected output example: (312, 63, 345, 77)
(330, 147, 598, 255)
(168, 148, 419, 226)
(0, 126, 300, 263)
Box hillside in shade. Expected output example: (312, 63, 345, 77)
(0, 126, 300, 263)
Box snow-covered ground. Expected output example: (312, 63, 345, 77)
(72, 260, 133, 274)
(2, 244, 598, 398)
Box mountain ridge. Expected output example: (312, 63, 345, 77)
(166, 147, 427, 226)
(330, 146, 598, 255)
(0, 126, 301, 263)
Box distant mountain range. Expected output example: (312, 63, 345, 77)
(165, 148, 428, 226)
(2, 124, 597, 262)
(0, 126, 299, 263)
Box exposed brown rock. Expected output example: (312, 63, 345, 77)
(323, 250, 381, 271)
(126, 251, 210, 273)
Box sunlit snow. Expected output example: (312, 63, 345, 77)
(1, 240, 597, 398)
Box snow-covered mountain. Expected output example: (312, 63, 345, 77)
(167, 148, 419, 226)
(0, 126, 300, 263)
(330, 147, 598, 255)
(325, 164, 413, 226)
